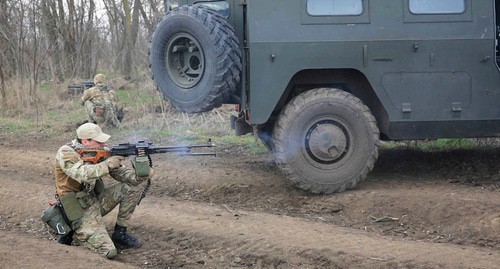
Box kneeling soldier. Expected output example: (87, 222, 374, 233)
(53, 123, 153, 258)
(81, 74, 122, 128)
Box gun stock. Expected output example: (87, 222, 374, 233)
(76, 148, 111, 164)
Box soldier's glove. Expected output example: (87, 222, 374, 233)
(106, 156, 125, 170)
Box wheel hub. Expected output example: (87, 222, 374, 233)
(166, 33, 205, 88)
(305, 120, 349, 164)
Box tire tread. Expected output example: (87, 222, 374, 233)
(273, 88, 380, 194)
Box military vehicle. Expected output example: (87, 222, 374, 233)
(149, 0, 500, 194)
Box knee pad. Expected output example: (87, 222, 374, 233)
(104, 248, 118, 259)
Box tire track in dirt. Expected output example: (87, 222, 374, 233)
(133, 196, 499, 268)
(148, 154, 500, 250)
(1, 145, 499, 268)
(0, 175, 500, 268)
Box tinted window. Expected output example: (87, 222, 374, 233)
(409, 0, 465, 14)
(307, 0, 363, 16)
(195, 1, 230, 18)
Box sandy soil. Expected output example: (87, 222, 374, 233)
(0, 130, 499, 268)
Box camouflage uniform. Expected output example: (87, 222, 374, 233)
(81, 75, 121, 128)
(54, 140, 149, 258)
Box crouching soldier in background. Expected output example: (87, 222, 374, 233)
(53, 123, 153, 258)
(81, 74, 123, 128)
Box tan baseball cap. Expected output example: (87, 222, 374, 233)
(76, 123, 110, 143)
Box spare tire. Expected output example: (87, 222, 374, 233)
(149, 5, 242, 113)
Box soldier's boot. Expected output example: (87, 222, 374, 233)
(111, 224, 142, 249)
(57, 231, 74, 245)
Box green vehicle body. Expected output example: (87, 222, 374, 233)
(154, 0, 500, 193)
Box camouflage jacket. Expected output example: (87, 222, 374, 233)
(80, 84, 117, 105)
(54, 140, 146, 197)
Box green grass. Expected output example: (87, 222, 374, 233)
(218, 134, 269, 154)
(115, 88, 156, 107)
(44, 108, 81, 122)
(425, 138, 474, 150)
(0, 114, 76, 136)
(244, 140, 269, 154)
(112, 128, 205, 143)
(383, 138, 486, 151)
(0, 94, 83, 136)
(39, 82, 50, 92)
(157, 129, 204, 142)
(0, 118, 37, 134)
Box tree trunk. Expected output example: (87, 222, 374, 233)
(0, 62, 6, 108)
(122, 0, 132, 79)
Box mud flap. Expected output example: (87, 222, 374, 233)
(230, 115, 252, 136)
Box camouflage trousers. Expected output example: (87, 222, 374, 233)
(84, 100, 121, 128)
(71, 181, 146, 259)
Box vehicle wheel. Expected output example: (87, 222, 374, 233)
(149, 5, 242, 113)
(272, 88, 380, 194)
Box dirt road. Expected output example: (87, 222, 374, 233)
(0, 133, 498, 268)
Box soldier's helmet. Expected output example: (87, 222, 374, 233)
(94, 73, 106, 84)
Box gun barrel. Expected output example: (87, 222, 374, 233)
(181, 152, 217, 157)
(110, 140, 215, 157)
(67, 81, 94, 89)
(150, 140, 213, 153)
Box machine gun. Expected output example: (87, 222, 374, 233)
(67, 80, 95, 95)
(110, 139, 215, 173)
(78, 139, 216, 172)
(77, 139, 216, 204)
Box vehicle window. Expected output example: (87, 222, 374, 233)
(195, 1, 230, 18)
(409, 0, 465, 14)
(307, 0, 363, 16)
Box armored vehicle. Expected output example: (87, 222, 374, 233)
(149, 0, 500, 194)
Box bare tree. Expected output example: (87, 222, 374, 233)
(1, 0, 168, 91)
(0, 0, 9, 106)
(41, 0, 63, 81)
(0, 63, 6, 108)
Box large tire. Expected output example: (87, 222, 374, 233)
(272, 88, 380, 194)
(149, 5, 242, 113)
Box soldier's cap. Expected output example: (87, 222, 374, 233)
(94, 73, 105, 84)
(77, 123, 110, 143)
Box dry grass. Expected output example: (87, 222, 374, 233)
(0, 77, 238, 143)
(1, 77, 498, 150)
(114, 78, 237, 139)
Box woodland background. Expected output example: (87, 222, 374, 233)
(0, 0, 176, 110)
